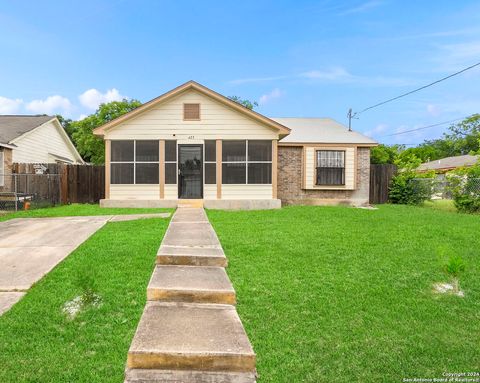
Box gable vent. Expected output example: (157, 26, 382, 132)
(183, 103, 200, 120)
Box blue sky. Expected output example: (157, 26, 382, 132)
(1, 0, 479, 145)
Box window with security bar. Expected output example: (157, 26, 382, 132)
(316, 150, 345, 186)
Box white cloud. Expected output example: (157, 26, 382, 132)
(300, 67, 353, 81)
(77, 114, 88, 121)
(26, 95, 72, 114)
(364, 123, 388, 138)
(230, 67, 413, 87)
(259, 88, 285, 105)
(78, 88, 126, 110)
(0, 96, 23, 114)
(426, 104, 441, 117)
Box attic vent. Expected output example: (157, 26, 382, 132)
(183, 103, 200, 120)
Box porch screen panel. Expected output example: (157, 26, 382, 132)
(247, 140, 272, 184)
(111, 140, 159, 184)
(204, 140, 216, 184)
(316, 150, 345, 186)
(222, 140, 273, 184)
(165, 140, 177, 184)
(222, 140, 246, 184)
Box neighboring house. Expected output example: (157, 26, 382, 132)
(93, 81, 377, 209)
(418, 154, 479, 174)
(0, 115, 84, 188)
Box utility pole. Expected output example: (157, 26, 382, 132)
(347, 108, 353, 131)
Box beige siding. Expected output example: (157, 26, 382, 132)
(110, 185, 160, 200)
(304, 147, 355, 190)
(203, 184, 217, 200)
(164, 185, 178, 200)
(11, 120, 81, 164)
(221, 185, 273, 200)
(104, 90, 278, 141)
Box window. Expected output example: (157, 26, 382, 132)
(316, 150, 345, 186)
(222, 140, 272, 184)
(204, 140, 216, 184)
(165, 140, 177, 184)
(110, 140, 159, 184)
(183, 103, 200, 120)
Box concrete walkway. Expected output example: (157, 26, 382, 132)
(0, 212, 170, 316)
(125, 208, 256, 383)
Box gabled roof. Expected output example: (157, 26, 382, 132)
(274, 118, 377, 145)
(418, 154, 479, 172)
(93, 81, 291, 137)
(0, 115, 54, 144)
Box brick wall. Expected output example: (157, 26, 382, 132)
(277, 145, 370, 206)
(0, 148, 13, 191)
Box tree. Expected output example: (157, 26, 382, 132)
(70, 99, 141, 164)
(370, 144, 401, 164)
(228, 96, 258, 110)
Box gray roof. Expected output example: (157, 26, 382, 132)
(418, 154, 479, 171)
(0, 115, 54, 144)
(272, 118, 377, 145)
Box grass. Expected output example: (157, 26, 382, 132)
(422, 199, 457, 213)
(0, 216, 170, 382)
(0, 203, 172, 222)
(207, 205, 480, 383)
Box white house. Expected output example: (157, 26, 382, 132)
(0, 115, 83, 188)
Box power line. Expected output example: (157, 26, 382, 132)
(379, 117, 466, 137)
(353, 61, 480, 117)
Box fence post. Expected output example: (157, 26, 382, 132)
(60, 164, 69, 204)
(14, 174, 18, 212)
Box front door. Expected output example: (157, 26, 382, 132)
(178, 145, 203, 199)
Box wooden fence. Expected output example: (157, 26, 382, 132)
(12, 163, 105, 204)
(369, 164, 397, 204)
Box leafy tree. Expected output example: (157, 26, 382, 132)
(70, 99, 141, 164)
(228, 96, 258, 110)
(370, 144, 401, 164)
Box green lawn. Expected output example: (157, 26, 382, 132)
(0, 203, 171, 222)
(208, 205, 480, 383)
(0, 216, 170, 382)
(422, 199, 457, 213)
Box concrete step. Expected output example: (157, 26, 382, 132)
(157, 245, 227, 267)
(124, 368, 256, 383)
(147, 266, 236, 305)
(177, 199, 204, 208)
(127, 302, 256, 373)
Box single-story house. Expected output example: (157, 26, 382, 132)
(418, 154, 479, 174)
(0, 115, 84, 189)
(93, 81, 377, 209)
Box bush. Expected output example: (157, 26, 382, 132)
(448, 162, 480, 213)
(389, 153, 435, 205)
(389, 172, 435, 205)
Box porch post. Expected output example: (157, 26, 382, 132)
(105, 139, 111, 199)
(159, 140, 165, 199)
(272, 139, 278, 199)
(216, 139, 222, 199)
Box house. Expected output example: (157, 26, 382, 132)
(0, 115, 84, 189)
(418, 154, 479, 174)
(93, 81, 377, 209)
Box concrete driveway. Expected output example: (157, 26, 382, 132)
(0, 213, 170, 315)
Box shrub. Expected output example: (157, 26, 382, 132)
(444, 255, 465, 294)
(448, 162, 480, 213)
(389, 172, 435, 204)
